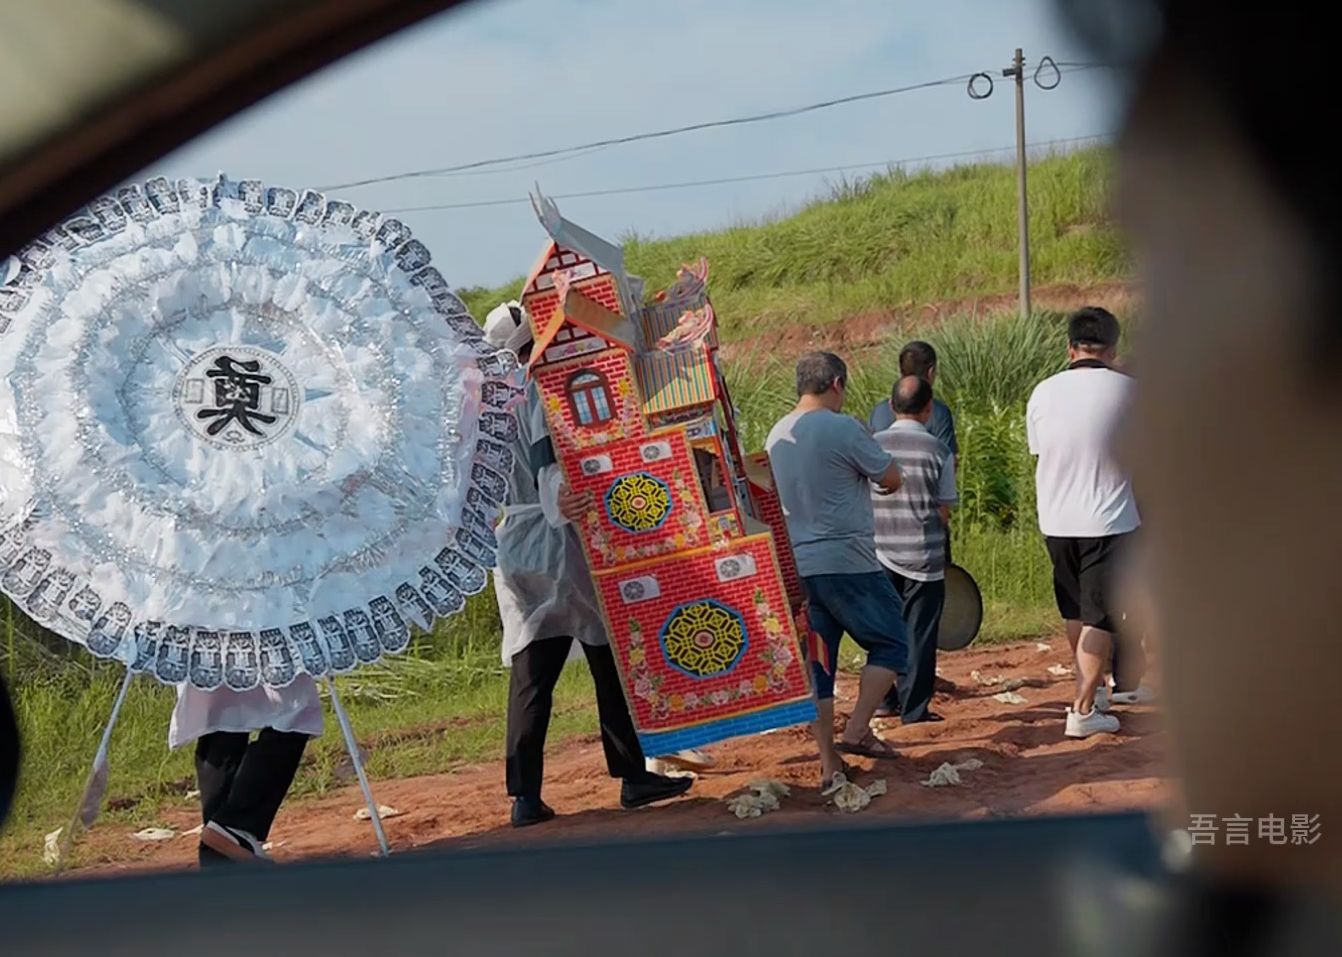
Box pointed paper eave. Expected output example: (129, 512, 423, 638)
(530, 187, 643, 319)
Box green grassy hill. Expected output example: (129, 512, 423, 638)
(460, 147, 1127, 338)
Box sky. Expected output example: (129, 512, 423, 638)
(150, 0, 1119, 290)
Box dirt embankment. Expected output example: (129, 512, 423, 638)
(720, 281, 1139, 362)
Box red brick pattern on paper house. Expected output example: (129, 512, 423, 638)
(521, 287, 559, 338)
(564, 429, 712, 572)
(574, 274, 621, 314)
(592, 533, 811, 735)
(747, 452, 803, 610)
(533, 349, 646, 459)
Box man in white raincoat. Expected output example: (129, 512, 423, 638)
(171, 678, 321, 864)
(484, 301, 701, 827)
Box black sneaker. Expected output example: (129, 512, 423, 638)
(620, 771, 693, 809)
(511, 796, 556, 828)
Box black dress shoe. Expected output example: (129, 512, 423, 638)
(511, 796, 556, 828)
(902, 711, 945, 724)
(620, 771, 693, 809)
(874, 695, 903, 718)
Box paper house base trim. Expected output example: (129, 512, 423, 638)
(635, 699, 817, 755)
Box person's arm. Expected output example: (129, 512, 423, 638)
(1025, 392, 1041, 455)
(943, 405, 959, 472)
(936, 450, 958, 526)
(557, 482, 594, 524)
(538, 465, 593, 528)
(849, 421, 901, 493)
(874, 459, 903, 494)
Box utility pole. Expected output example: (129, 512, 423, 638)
(1003, 48, 1031, 319)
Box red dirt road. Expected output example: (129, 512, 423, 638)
(73, 636, 1166, 877)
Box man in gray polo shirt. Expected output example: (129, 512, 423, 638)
(766, 352, 907, 786)
(871, 376, 958, 724)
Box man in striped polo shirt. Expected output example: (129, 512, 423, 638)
(871, 376, 958, 723)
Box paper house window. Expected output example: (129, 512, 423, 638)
(567, 369, 614, 426)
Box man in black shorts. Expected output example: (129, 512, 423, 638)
(1026, 308, 1141, 738)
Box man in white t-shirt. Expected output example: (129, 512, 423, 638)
(1027, 307, 1144, 739)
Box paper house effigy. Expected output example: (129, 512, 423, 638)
(522, 192, 815, 754)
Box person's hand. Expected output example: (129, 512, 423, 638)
(557, 482, 594, 523)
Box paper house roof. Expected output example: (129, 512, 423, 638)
(531, 188, 643, 319)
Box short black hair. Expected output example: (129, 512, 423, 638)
(1068, 306, 1121, 350)
(899, 341, 938, 378)
(795, 351, 847, 396)
(892, 375, 933, 415)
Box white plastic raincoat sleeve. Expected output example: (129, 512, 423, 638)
(537, 464, 568, 529)
(494, 383, 608, 667)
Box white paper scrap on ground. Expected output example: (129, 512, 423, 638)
(993, 691, 1028, 705)
(354, 805, 404, 821)
(823, 774, 887, 813)
(921, 758, 986, 788)
(924, 763, 963, 787)
(1036, 642, 1052, 652)
(1047, 664, 1074, 677)
(132, 827, 176, 842)
(43, 828, 64, 866)
(725, 779, 790, 819)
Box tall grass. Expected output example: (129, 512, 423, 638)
(932, 311, 1070, 413)
(459, 147, 1124, 338)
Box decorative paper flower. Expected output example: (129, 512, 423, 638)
(0, 174, 520, 690)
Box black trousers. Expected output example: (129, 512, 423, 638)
(506, 637, 644, 799)
(0, 675, 17, 828)
(883, 572, 946, 722)
(195, 729, 308, 843)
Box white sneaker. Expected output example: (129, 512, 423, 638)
(1110, 685, 1156, 706)
(1065, 708, 1120, 739)
(201, 821, 273, 863)
(1093, 686, 1111, 712)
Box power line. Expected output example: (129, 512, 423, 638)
(317, 71, 988, 192)
(426, 144, 614, 179)
(380, 134, 1110, 215)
